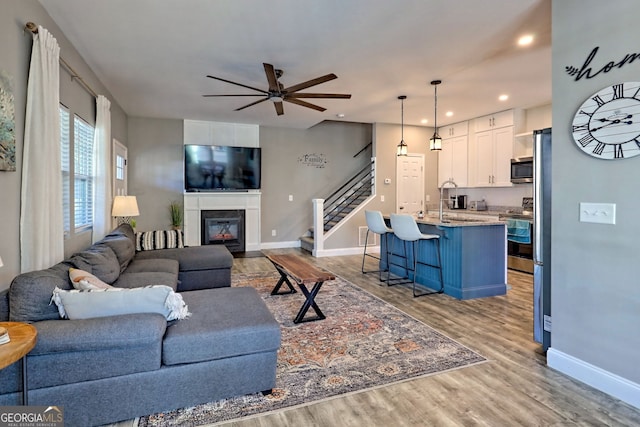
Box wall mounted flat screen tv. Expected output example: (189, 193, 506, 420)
(184, 145, 261, 191)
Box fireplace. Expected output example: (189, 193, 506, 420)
(201, 210, 245, 253)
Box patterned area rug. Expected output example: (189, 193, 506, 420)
(138, 271, 486, 426)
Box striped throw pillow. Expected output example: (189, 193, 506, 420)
(136, 230, 184, 251)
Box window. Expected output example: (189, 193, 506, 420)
(60, 105, 95, 234)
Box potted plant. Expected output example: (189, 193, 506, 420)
(169, 201, 183, 230)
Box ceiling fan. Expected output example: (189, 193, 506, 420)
(203, 63, 351, 116)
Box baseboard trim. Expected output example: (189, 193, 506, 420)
(260, 241, 301, 250)
(547, 348, 640, 409)
(313, 247, 367, 257)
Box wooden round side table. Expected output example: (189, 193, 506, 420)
(0, 322, 38, 405)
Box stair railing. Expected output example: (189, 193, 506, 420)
(311, 158, 375, 255)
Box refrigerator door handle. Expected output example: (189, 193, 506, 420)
(533, 132, 543, 265)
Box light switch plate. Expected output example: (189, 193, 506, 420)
(579, 202, 616, 224)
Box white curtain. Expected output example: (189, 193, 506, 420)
(20, 26, 63, 273)
(92, 95, 112, 242)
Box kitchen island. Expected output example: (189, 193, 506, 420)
(382, 215, 507, 300)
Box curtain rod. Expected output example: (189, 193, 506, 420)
(25, 21, 98, 99)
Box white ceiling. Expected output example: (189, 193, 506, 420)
(39, 0, 551, 130)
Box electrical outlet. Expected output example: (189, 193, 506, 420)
(380, 195, 385, 202)
(288, 194, 293, 201)
(426, 194, 430, 202)
(271, 229, 276, 237)
(579, 202, 616, 224)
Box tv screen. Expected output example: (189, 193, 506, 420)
(184, 145, 261, 191)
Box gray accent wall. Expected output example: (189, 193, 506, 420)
(128, 117, 184, 230)
(0, 0, 127, 290)
(260, 121, 372, 244)
(552, 0, 640, 390)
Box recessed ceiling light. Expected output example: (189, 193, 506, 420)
(421, 119, 428, 124)
(445, 111, 453, 117)
(499, 94, 509, 101)
(518, 34, 534, 46)
(336, 113, 345, 118)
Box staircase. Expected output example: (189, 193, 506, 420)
(301, 158, 375, 254)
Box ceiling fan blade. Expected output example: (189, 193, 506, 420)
(206, 75, 268, 94)
(285, 97, 326, 112)
(234, 97, 269, 111)
(274, 101, 284, 116)
(203, 94, 265, 97)
(263, 63, 280, 92)
(287, 93, 351, 99)
(283, 73, 337, 93)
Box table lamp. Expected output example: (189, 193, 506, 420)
(111, 195, 140, 225)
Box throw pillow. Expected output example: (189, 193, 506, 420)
(50, 285, 191, 321)
(68, 268, 114, 291)
(136, 230, 184, 252)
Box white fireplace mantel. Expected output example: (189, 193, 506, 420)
(184, 192, 261, 251)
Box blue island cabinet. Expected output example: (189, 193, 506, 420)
(382, 221, 507, 300)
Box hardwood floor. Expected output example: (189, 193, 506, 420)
(221, 249, 640, 427)
(111, 249, 640, 427)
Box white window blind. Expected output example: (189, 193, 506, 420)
(73, 115, 94, 230)
(60, 106, 71, 234)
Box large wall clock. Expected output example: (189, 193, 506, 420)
(571, 81, 640, 159)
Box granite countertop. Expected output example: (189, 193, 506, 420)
(416, 215, 505, 227)
(385, 213, 505, 227)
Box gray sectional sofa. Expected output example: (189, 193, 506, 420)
(0, 224, 281, 426)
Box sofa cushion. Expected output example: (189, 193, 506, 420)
(9, 262, 73, 322)
(134, 245, 233, 272)
(69, 244, 121, 284)
(124, 258, 179, 275)
(21, 314, 166, 391)
(113, 271, 179, 291)
(162, 287, 281, 366)
(136, 230, 184, 251)
(51, 285, 190, 321)
(100, 234, 136, 273)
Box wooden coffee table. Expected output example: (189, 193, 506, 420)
(0, 322, 38, 405)
(265, 253, 335, 324)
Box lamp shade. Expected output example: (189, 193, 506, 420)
(429, 133, 442, 151)
(111, 196, 140, 217)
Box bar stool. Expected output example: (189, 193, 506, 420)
(361, 210, 393, 282)
(388, 213, 444, 297)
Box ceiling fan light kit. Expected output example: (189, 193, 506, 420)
(397, 95, 408, 156)
(204, 63, 351, 116)
(429, 79, 443, 151)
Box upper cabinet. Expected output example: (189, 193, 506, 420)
(474, 110, 515, 133)
(469, 109, 524, 188)
(438, 121, 468, 187)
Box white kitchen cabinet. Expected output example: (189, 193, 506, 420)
(471, 126, 514, 187)
(474, 110, 514, 133)
(469, 109, 524, 187)
(438, 121, 468, 187)
(440, 121, 468, 138)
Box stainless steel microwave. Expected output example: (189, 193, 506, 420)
(510, 157, 533, 183)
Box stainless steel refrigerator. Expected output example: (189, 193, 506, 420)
(533, 128, 551, 351)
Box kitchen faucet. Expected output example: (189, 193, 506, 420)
(439, 179, 458, 221)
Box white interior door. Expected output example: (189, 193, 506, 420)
(112, 139, 128, 196)
(396, 154, 424, 214)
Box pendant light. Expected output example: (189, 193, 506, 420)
(429, 80, 442, 151)
(397, 95, 408, 156)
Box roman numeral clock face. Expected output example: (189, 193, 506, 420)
(572, 82, 640, 159)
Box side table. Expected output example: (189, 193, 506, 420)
(0, 322, 38, 405)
